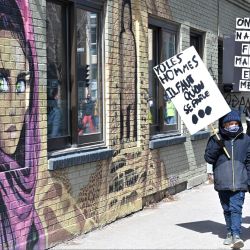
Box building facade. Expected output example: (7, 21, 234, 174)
(0, 0, 249, 249)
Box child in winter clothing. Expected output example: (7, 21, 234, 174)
(204, 110, 250, 249)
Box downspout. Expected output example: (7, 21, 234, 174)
(217, 0, 220, 37)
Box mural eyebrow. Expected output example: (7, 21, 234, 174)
(0, 68, 10, 78)
(17, 72, 30, 85)
(17, 72, 27, 80)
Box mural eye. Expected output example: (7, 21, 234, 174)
(16, 80, 26, 93)
(0, 76, 9, 93)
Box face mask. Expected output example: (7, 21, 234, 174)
(224, 125, 240, 133)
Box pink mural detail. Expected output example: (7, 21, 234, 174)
(0, 0, 45, 249)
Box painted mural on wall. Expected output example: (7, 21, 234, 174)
(0, 0, 204, 248)
(37, 2, 179, 246)
(119, 0, 137, 145)
(225, 93, 250, 114)
(0, 0, 45, 249)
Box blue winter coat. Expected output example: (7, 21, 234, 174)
(204, 130, 250, 192)
(48, 100, 62, 138)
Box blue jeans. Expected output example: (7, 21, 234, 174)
(166, 116, 176, 124)
(218, 190, 245, 236)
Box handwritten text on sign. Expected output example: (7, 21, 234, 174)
(153, 46, 230, 135)
(235, 17, 250, 91)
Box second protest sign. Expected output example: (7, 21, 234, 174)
(153, 46, 230, 135)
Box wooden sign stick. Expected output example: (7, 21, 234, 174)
(210, 124, 231, 159)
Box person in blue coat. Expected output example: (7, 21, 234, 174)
(48, 88, 62, 138)
(204, 110, 250, 249)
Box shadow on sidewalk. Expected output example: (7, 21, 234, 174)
(242, 216, 250, 224)
(177, 220, 250, 241)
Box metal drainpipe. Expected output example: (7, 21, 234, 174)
(217, 0, 220, 37)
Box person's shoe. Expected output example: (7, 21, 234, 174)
(231, 235, 244, 249)
(223, 233, 232, 245)
(207, 173, 214, 184)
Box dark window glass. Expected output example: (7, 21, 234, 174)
(190, 30, 204, 58)
(47, 1, 103, 151)
(218, 39, 223, 84)
(77, 9, 102, 145)
(148, 21, 179, 135)
(47, 2, 70, 151)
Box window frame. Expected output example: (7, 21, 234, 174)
(218, 38, 223, 85)
(190, 28, 204, 59)
(74, 3, 104, 147)
(189, 28, 206, 132)
(148, 17, 180, 137)
(47, 0, 71, 152)
(47, 0, 104, 152)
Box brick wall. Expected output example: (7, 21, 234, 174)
(0, 0, 249, 249)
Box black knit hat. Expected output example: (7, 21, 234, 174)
(221, 110, 241, 125)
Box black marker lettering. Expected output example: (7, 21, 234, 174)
(174, 67, 183, 77)
(188, 60, 194, 69)
(180, 79, 189, 92)
(176, 53, 183, 64)
(158, 70, 174, 85)
(182, 64, 189, 73)
(165, 87, 175, 99)
(237, 18, 244, 27)
(184, 92, 193, 101)
(186, 74, 194, 85)
(154, 64, 166, 75)
(175, 81, 182, 94)
(192, 55, 199, 67)
(191, 91, 210, 108)
(183, 103, 193, 114)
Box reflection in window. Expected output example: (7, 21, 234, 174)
(164, 94, 176, 125)
(161, 30, 177, 126)
(161, 31, 175, 61)
(46, 1, 103, 150)
(47, 2, 68, 139)
(77, 10, 101, 137)
(148, 21, 178, 135)
(148, 28, 156, 125)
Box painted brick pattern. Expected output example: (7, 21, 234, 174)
(0, 0, 249, 249)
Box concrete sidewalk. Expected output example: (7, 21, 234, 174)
(50, 183, 250, 249)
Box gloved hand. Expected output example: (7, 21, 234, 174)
(217, 140, 225, 149)
(213, 136, 230, 159)
(214, 137, 225, 151)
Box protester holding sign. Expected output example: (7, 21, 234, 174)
(204, 110, 250, 249)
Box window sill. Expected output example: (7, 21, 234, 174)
(190, 131, 210, 141)
(149, 135, 186, 149)
(48, 148, 114, 170)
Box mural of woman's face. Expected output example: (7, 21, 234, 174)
(0, 31, 30, 155)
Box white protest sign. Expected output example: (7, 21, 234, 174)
(153, 46, 231, 135)
(236, 17, 250, 30)
(235, 18, 250, 91)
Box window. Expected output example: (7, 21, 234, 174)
(47, 1, 103, 152)
(190, 29, 206, 131)
(190, 29, 204, 58)
(218, 39, 223, 84)
(148, 18, 179, 136)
